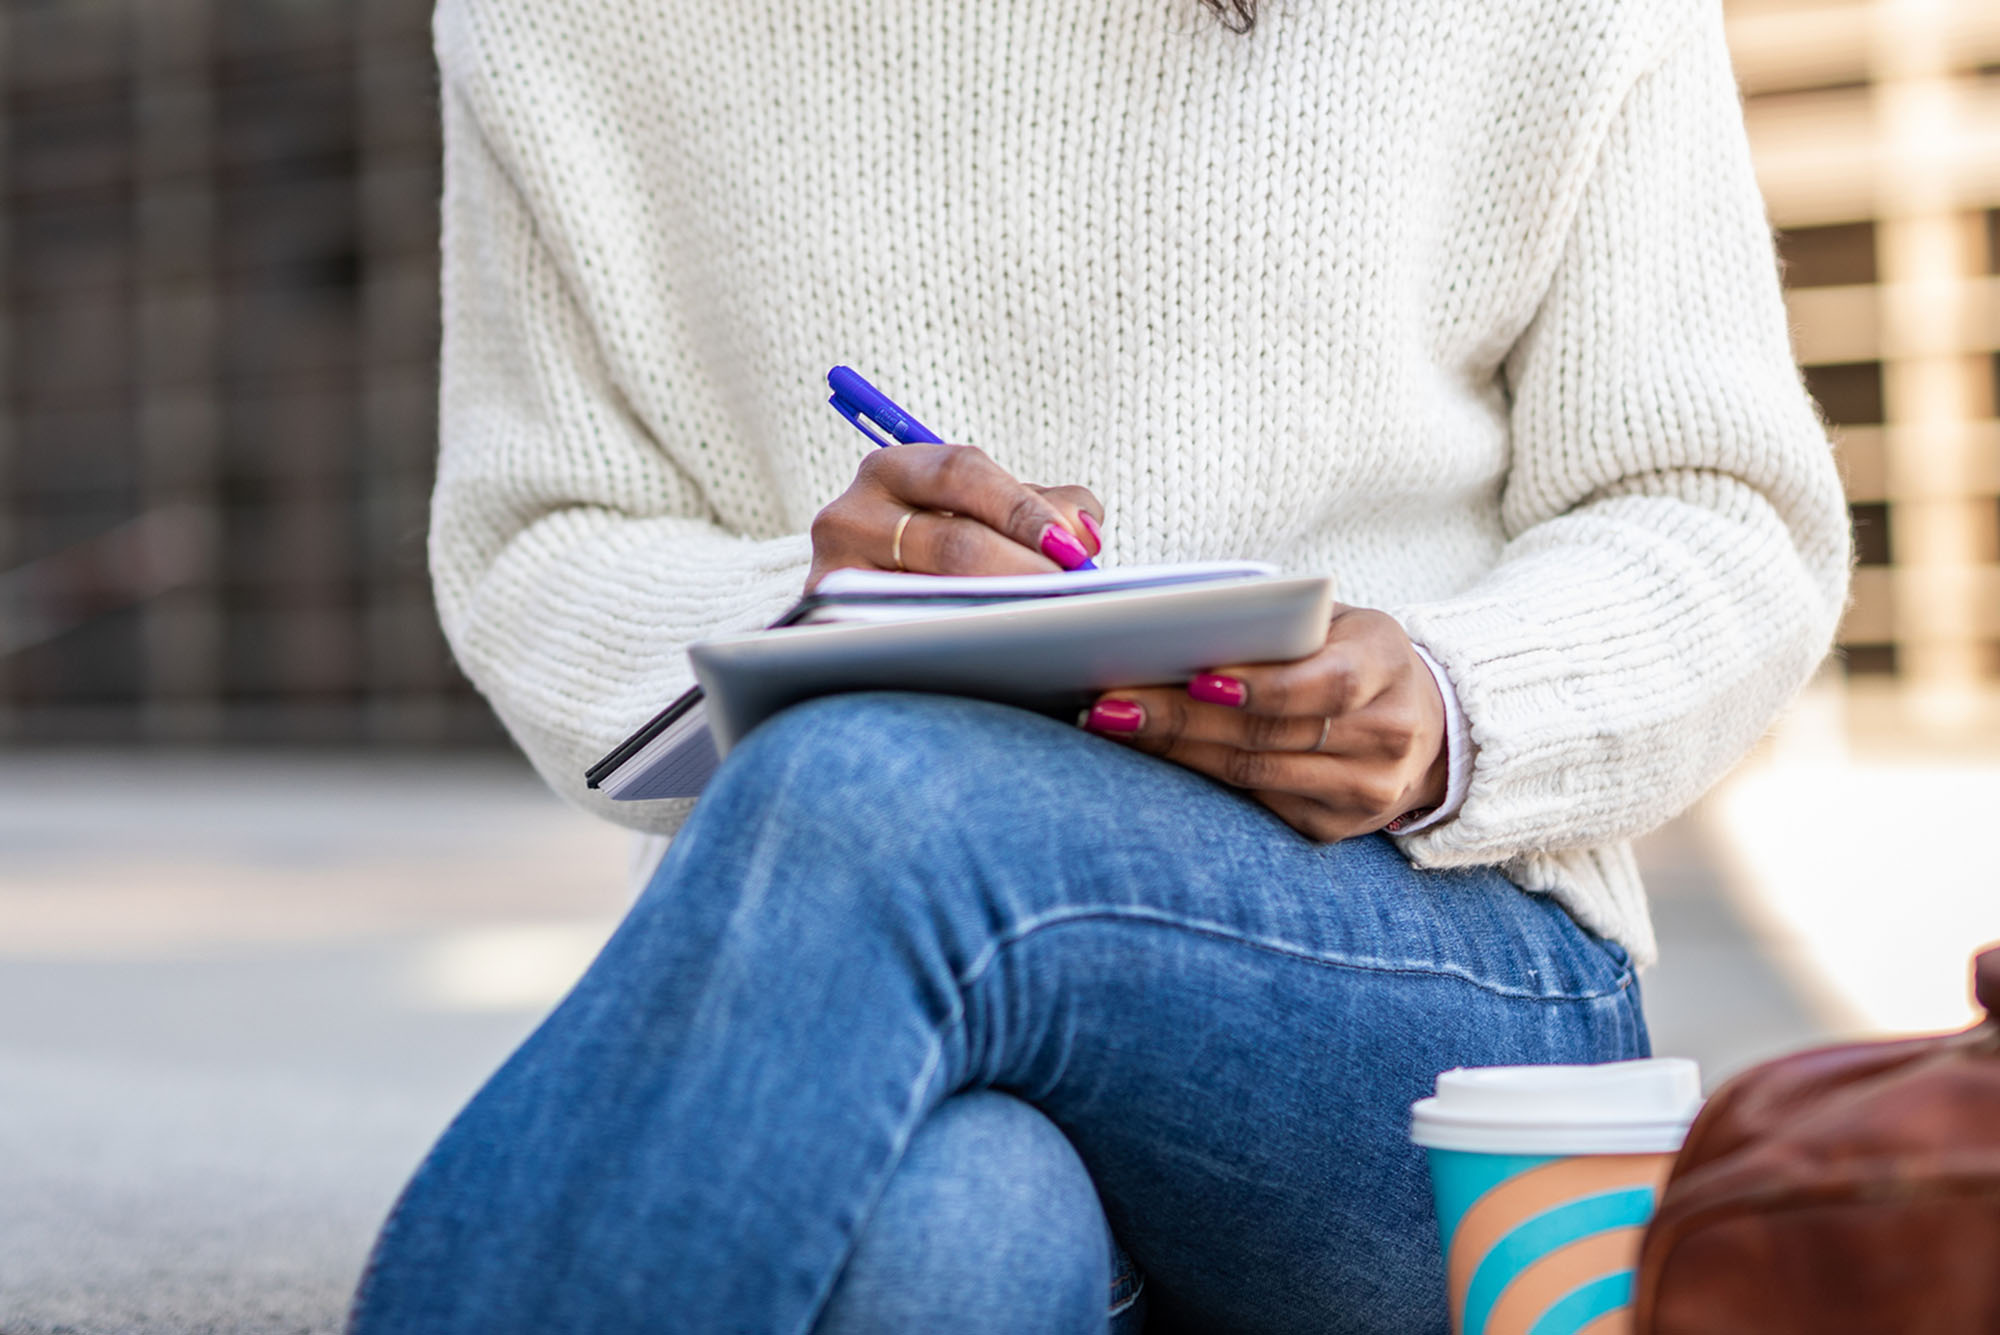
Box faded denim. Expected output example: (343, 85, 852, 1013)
(350, 693, 1648, 1334)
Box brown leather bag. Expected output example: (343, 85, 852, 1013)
(1634, 945, 2000, 1335)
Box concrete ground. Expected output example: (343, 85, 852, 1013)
(0, 751, 1842, 1335)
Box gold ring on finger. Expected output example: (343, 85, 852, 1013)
(1312, 716, 1333, 753)
(891, 510, 916, 572)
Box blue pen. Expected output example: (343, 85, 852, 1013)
(826, 366, 1097, 570)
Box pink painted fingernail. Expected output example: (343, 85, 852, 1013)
(1040, 523, 1091, 570)
(1078, 511, 1103, 555)
(1084, 700, 1145, 733)
(1189, 674, 1247, 707)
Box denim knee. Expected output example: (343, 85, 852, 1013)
(713, 693, 1025, 828)
(813, 1092, 1121, 1335)
(688, 693, 1048, 909)
(614, 696, 1038, 1027)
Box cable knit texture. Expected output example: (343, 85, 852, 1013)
(430, 0, 1851, 967)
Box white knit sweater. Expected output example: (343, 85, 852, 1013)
(429, 0, 1851, 966)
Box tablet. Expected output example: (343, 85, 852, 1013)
(688, 573, 1335, 753)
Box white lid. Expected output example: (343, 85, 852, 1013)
(1409, 1057, 1703, 1155)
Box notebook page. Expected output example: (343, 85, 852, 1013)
(813, 561, 1275, 601)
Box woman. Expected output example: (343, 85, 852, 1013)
(351, 0, 1849, 1330)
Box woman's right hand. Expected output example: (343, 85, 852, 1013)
(806, 445, 1104, 592)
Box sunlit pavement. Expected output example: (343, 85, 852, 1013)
(0, 754, 632, 1335)
(2, 741, 1986, 1334)
(1695, 684, 2000, 1039)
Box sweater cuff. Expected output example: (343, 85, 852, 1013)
(1384, 642, 1474, 835)
(1386, 574, 1636, 861)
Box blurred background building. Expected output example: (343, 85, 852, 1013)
(0, 3, 1996, 1333)
(1731, 0, 2000, 744)
(0, 0, 490, 746)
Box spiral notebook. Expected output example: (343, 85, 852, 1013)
(584, 561, 1334, 801)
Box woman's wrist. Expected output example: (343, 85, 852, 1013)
(1385, 644, 1472, 836)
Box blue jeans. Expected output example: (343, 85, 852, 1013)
(350, 694, 1648, 1334)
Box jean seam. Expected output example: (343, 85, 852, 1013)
(1107, 1268, 1145, 1316)
(800, 1032, 951, 1335)
(953, 905, 1636, 1004)
(856, 905, 1625, 1332)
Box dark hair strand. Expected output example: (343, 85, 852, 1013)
(1199, 0, 1258, 33)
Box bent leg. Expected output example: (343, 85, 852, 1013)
(813, 1091, 1143, 1335)
(349, 693, 1645, 1335)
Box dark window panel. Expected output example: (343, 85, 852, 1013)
(355, 3, 434, 45)
(10, 196, 135, 298)
(7, 85, 134, 205)
(215, 63, 357, 185)
(219, 279, 361, 385)
(277, 602, 367, 695)
(14, 606, 145, 703)
(221, 603, 364, 696)
(133, 286, 221, 391)
(213, 0, 353, 66)
(355, 368, 438, 466)
(1849, 501, 1892, 567)
(134, 188, 222, 289)
(216, 174, 359, 286)
(129, 85, 213, 181)
(1841, 644, 1899, 677)
(216, 484, 361, 593)
(14, 290, 133, 407)
(221, 384, 360, 485)
(6, 498, 154, 567)
(1776, 221, 1877, 289)
(363, 592, 458, 692)
(1804, 361, 1886, 427)
(1747, 78, 1872, 101)
(146, 697, 504, 746)
(14, 405, 141, 508)
(213, 41, 358, 92)
(0, 0, 481, 744)
(216, 699, 366, 746)
(358, 164, 443, 264)
(6, 3, 133, 94)
(359, 262, 439, 370)
(354, 53, 444, 158)
(14, 705, 149, 744)
(355, 481, 434, 581)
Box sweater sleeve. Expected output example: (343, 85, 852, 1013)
(428, 79, 813, 829)
(1388, 7, 1851, 868)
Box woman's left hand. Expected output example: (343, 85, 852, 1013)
(1081, 605, 1450, 842)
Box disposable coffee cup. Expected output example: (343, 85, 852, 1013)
(1410, 1058, 1702, 1335)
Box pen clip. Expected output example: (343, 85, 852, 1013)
(830, 394, 900, 449)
